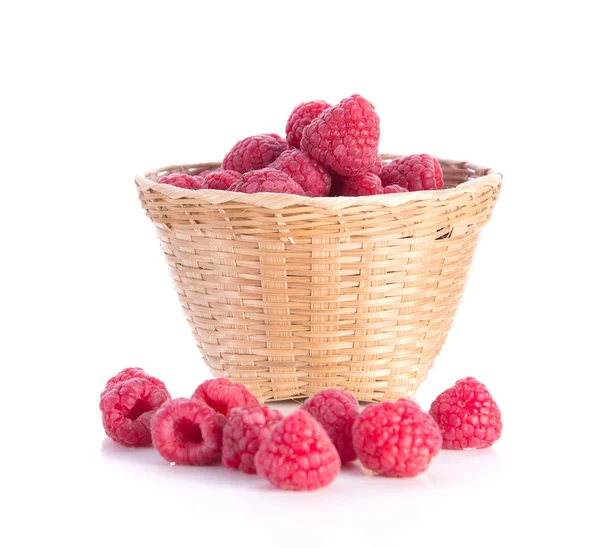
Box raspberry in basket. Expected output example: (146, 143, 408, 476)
(429, 377, 502, 450)
(285, 100, 331, 149)
(300, 389, 360, 463)
(158, 173, 203, 189)
(222, 405, 283, 473)
(335, 172, 384, 196)
(383, 184, 409, 194)
(300, 94, 380, 177)
(380, 154, 444, 191)
(231, 168, 306, 195)
(369, 154, 382, 175)
(268, 149, 331, 197)
(352, 399, 442, 477)
(255, 410, 341, 490)
(100, 367, 170, 404)
(223, 134, 285, 173)
(151, 398, 225, 465)
(195, 170, 242, 191)
(100, 378, 170, 447)
(191, 378, 259, 418)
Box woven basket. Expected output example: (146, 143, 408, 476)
(136, 154, 501, 403)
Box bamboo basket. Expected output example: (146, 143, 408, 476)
(136, 154, 501, 403)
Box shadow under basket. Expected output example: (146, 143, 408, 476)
(136, 154, 502, 403)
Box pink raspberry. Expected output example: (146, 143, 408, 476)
(268, 149, 331, 197)
(300, 94, 380, 177)
(255, 410, 341, 491)
(230, 168, 306, 195)
(194, 170, 242, 191)
(380, 154, 444, 191)
(101, 378, 170, 447)
(300, 389, 360, 463)
(369, 154, 382, 175)
(222, 405, 283, 474)
(429, 377, 502, 450)
(336, 172, 384, 196)
(100, 367, 170, 406)
(191, 378, 259, 418)
(352, 399, 442, 477)
(263, 133, 288, 151)
(285, 100, 331, 149)
(222, 135, 285, 173)
(151, 398, 225, 465)
(383, 184, 409, 194)
(158, 173, 202, 189)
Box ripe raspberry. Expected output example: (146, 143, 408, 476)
(222, 405, 283, 473)
(191, 378, 259, 418)
(101, 378, 170, 447)
(194, 170, 242, 191)
(337, 172, 384, 196)
(285, 100, 331, 149)
(369, 154, 382, 175)
(300, 389, 360, 463)
(158, 173, 202, 189)
(263, 133, 288, 151)
(380, 154, 444, 191)
(269, 149, 331, 197)
(429, 377, 502, 450)
(231, 168, 306, 195)
(352, 399, 442, 477)
(151, 398, 225, 465)
(300, 94, 380, 177)
(383, 184, 409, 194)
(222, 135, 285, 173)
(100, 367, 170, 405)
(255, 410, 341, 491)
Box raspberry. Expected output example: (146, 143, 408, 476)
(268, 149, 331, 197)
(230, 168, 306, 195)
(194, 170, 242, 191)
(300, 389, 360, 463)
(336, 172, 384, 196)
(380, 154, 444, 191)
(222, 405, 283, 474)
(222, 135, 285, 173)
(158, 173, 202, 189)
(151, 398, 225, 465)
(255, 410, 341, 491)
(285, 100, 331, 149)
(369, 154, 382, 175)
(101, 378, 170, 447)
(352, 399, 442, 477)
(263, 133, 288, 151)
(300, 94, 380, 177)
(383, 184, 409, 194)
(429, 377, 502, 450)
(191, 378, 259, 418)
(100, 367, 170, 404)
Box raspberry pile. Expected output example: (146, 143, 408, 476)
(157, 94, 444, 197)
(101, 371, 501, 490)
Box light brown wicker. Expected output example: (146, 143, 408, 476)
(136, 155, 501, 403)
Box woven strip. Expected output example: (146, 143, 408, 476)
(136, 155, 501, 402)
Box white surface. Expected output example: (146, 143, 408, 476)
(1, 1, 598, 546)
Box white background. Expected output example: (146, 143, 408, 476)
(1, 1, 599, 546)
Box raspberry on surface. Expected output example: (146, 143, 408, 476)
(369, 154, 382, 175)
(100, 378, 170, 447)
(268, 149, 331, 197)
(300, 389, 360, 463)
(300, 94, 380, 177)
(231, 168, 306, 195)
(194, 170, 242, 191)
(352, 399, 442, 477)
(335, 172, 384, 196)
(285, 100, 331, 149)
(380, 154, 444, 191)
(151, 398, 224, 465)
(263, 133, 289, 151)
(222, 405, 283, 474)
(222, 135, 285, 173)
(429, 377, 502, 450)
(191, 378, 259, 418)
(158, 173, 202, 189)
(255, 410, 341, 491)
(100, 367, 170, 406)
(383, 184, 409, 194)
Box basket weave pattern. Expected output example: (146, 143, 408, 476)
(136, 155, 501, 403)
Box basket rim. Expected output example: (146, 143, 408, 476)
(135, 154, 502, 210)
